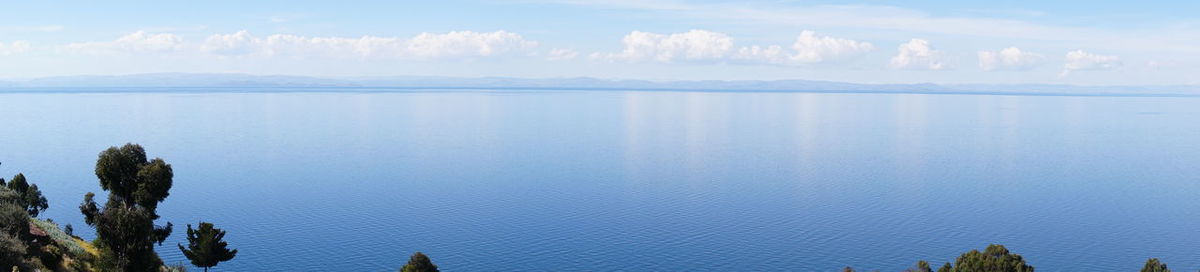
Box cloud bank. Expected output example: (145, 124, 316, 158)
(601, 30, 734, 62)
(978, 47, 1042, 71)
(56, 30, 540, 60)
(1062, 50, 1120, 76)
(202, 30, 538, 59)
(890, 39, 944, 70)
(9, 27, 1158, 82)
(0, 41, 31, 56)
(61, 31, 184, 55)
(599, 29, 872, 65)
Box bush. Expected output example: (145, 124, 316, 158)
(0, 233, 25, 269)
(0, 190, 18, 205)
(39, 244, 64, 269)
(0, 202, 29, 241)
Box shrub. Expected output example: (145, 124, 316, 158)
(0, 202, 29, 241)
(0, 233, 25, 269)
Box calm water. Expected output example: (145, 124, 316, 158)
(1, 90, 1199, 271)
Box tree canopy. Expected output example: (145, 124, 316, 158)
(80, 143, 176, 272)
(4, 173, 49, 217)
(1140, 258, 1171, 272)
(92, 144, 173, 218)
(931, 244, 1034, 272)
(179, 222, 238, 272)
(93, 200, 166, 271)
(400, 252, 439, 272)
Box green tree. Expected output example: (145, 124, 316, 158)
(92, 144, 174, 218)
(937, 244, 1034, 272)
(4, 174, 49, 217)
(1141, 258, 1170, 272)
(79, 143, 176, 272)
(92, 201, 164, 271)
(400, 252, 439, 272)
(178, 222, 238, 272)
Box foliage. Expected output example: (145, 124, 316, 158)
(0, 233, 25, 270)
(906, 244, 1032, 272)
(38, 243, 64, 269)
(400, 252, 439, 272)
(80, 192, 98, 226)
(940, 244, 1034, 272)
(63, 224, 74, 238)
(0, 190, 16, 205)
(1141, 258, 1170, 272)
(80, 143, 176, 272)
(178, 222, 237, 272)
(4, 174, 49, 217)
(918, 260, 931, 272)
(92, 144, 173, 218)
(91, 201, 165, 271)
(0, 202, 34, 270)
(0, 202, 29, 242)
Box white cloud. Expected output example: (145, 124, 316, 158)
(546, 48, 578, 61)
(602, 29, 871, 65)
(61, 31, 184, 55)
(201, 30, 537, 59)
(734, 30, 873, 65)
(604, 30, 734, 62)
(978, 47, 1042, 71)
(789, 30, 874, 63)
(0, 41, 31, 56)
(406, 31, 537, 58)
(202, 30, 257, 55)
(1062, 50, 1120, 76)
(890, 39, 945, 70)
(544, 1, 1200, 55)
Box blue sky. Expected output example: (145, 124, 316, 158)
(1, 0, 1198, 84)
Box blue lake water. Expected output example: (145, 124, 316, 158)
(1, 90, 1199, 271)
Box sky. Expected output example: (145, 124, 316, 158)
(1, 0, 1198, 85)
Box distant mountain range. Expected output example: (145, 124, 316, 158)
(1, 73, 1197, 96)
